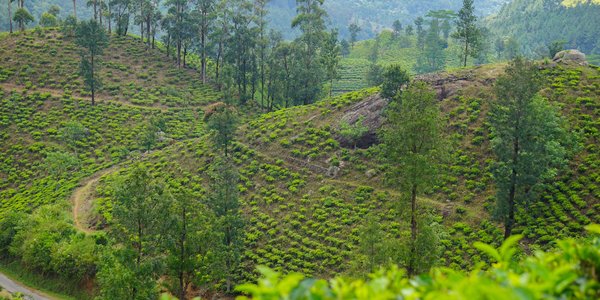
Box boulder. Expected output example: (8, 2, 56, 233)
(335, 94, 389, 148)
(553, 50, 588, 66)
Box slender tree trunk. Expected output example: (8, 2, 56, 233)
(99, 4, 103, 25)
(107, 4, 111, 33)
(91, 54, 95, 105)
(93, 0, 97, 20)
(179, 206, 187, 300)
(177, 40, 181, 68)
(408, 183, 417, 276)
(201, 25, 207, 83)
(463, 39, 468, 67)
(8, 0, 13, 34)
(505, 137, 519, 238)
(330, 78, 333, 97)
(183, 46, 187, 68)
(73, 0, 77, 19)
(146, 16, 150, 46)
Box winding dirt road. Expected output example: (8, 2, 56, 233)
(71, 166, 119, 233)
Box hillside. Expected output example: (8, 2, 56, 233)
(268, 0, 509, 39)
(79, 60, 600, 281)
(0, 29, 215, 219)
(1, 27, 600, 299)
(1, 0, 509, 39)
(0, 29, 220, 108)
(486, 0, 600, 57)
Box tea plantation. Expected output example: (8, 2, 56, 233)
(1, 28, 600, 299)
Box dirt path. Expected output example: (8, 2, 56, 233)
(0, 271, 54, 300)
(71, 166, 119, 233)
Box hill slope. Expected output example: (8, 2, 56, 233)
(86, 61, 600, 279)
(0, 29, 220, 108)
(1, 29, 600, 296)
(0, 29, 218, 217)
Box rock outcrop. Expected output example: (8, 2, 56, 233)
(335, 94, 389, 148)
(553, 50, 588, 66)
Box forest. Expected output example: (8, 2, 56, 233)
(0, 0, 599, 299)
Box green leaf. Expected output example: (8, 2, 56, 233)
(474, 242, 501, 262)
(585, 224, 600, 235)
(500, 235, 523, 262)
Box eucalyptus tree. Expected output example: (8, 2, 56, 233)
(195, 0, 217, 83)
(76, 20, 109, 105)
(348, 22, 360, 48)
(291, 0, 327, 105)
(490, 58, 571, 238)
(381, 81, 447, 276)
(452, 0, 480, 67)
(322, 29, 341, 97)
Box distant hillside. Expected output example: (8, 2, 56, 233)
(268, 0, 509, 39)
(1, 0, 508, 39)
(486, 0, 600, 56)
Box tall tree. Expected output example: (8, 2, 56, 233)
(414, 16, 425, 50)
(166, 188, 220, 300)
(98, 165, 171, 300)
(195, 0, 216, 83)
(13, 8, 34, 31)
(165, 0, 190, 67)
(253, 0, 269, 108)
(291, 0, 327, 105)
(380, 81, 446, 276)
(452, 0, 480, 67)
(110, 0, 131, 35)
(321, 29, 341, 97)
(415, 19, 447, 74)
(207, 104, 238, 157)
(7, 0, 14, 33)
(208, 158, 243, 293)
(76, 20, 108, 105)
(490, 58, 571, 238)
(73, 0, 77, 18)
(226, 0, 257, 104)
(211, 0, 231, 88)
(348, 22, 360, 48)
(392, 20, 402, 38)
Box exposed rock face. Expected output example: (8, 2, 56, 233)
(335, 66, 500, 148)
(335, 94, 389, 148)
(553, 50, 588, 66)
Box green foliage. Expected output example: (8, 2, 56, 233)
(490, 58, 573, 237)
(207, 105, 238, 157)
(98, 165, 171, 300)
(338, 117, 369, 148)
(452, 0, 481, 67)
(76, 20, 108, 105)
(208, 158, 244, 292)
(380, 64, 410, 99)
(39, 12, 59, 28)
(13, 8, 34, 31)
(237, 227, 600, 299)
